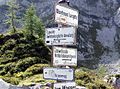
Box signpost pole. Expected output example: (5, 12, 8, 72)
(44, 0, 79, 88)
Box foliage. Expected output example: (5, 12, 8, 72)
(5, 0, 19, 33)
(75, 70, 94, 84)
(15, 57, 45, 72)
(24, 4, 45, 39)
(25, 64, 49, 74)
(96, 65, 107, 78)
(0, 76, 20, 85)
(0, 31, 51, 85)
(0, 2, 50, 86)
(0, 62, 16, 75)
(75, 69, 113, 89)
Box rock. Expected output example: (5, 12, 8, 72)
(0, 79, 10, 89)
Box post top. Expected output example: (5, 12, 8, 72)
(58, 0, 70, 5)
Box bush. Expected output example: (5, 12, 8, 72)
(14, 72, 32, 79)
(1, 76, 19, 85)
(75, 80, 85, 86)
(0, 64, 5, 70)
(1, 39, 16, 53)
(25, 64, 49, 74)
(75, 70, 92, 83)
(15, 57, 46, 72)
(0, 34, 4, 45)
(2, 62, 16, 75)
(115, 74, 120, 78)
(94, 79, 113, 89)
(86, 83, 97, 89)
(0, 70, 6, 75)
(75, 70, 113, 89)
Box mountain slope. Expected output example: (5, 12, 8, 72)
(0, 32, 51, 84)
(0, 0, 120, 74)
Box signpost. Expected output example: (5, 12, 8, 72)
(43, 68, 74, 81)
(52, 46, 77, 66)
(53, 82, 76, 89)
(55, 4, 79, 27)
(45, 27, 76, 45)
(44, 1, 79, 88)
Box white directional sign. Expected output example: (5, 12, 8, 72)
(55, 4, 79, 27)
(53, 82, 76, 89)
(43, 68, 74, 81)
(45, 27, 76, 45)
(53, 46, 77, 66)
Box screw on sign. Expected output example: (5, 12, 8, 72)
(59, 17, 67, 25)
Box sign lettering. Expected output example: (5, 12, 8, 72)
(45, 27, 76, 45)
(43, 68, 74, 81)
(53, 46, 77, 66)
(54, 82, 76, 89)
(55, 4, 79, 27)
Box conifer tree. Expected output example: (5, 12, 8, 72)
(24, 4, 45, 39)
(6, 0, 19, 33)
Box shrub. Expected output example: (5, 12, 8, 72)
(14, 72, 32, 79)
(2, 63, 16, 75)
(75, 70, 92, 83)
(1, 39, 16, 53)
(86, 83, 97, 89)
(115, 74, 120, 78)
(0, 70, 6, 75)
(75, 80, 85, 86)
(0, 64, 5, 70)
(1, 76, 19, 85)
(15, 57, 46, 72)
(0, 34, 4, 45)
(25, 64, 49, 74)
(75, 69, 113, 89)
(0, 34, 4, 39)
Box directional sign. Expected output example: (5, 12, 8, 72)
(45, 27, 76, 45)
(53, 82, 76, 89)
(55, 4, 79, 27)
(43, 68, 74, 81)
(53, 46, 77, 66)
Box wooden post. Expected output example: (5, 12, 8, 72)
(44, 1, 78, 88)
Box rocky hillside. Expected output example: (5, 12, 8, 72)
(0, 32, 51, 84)
(0, 0, 120, 74)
